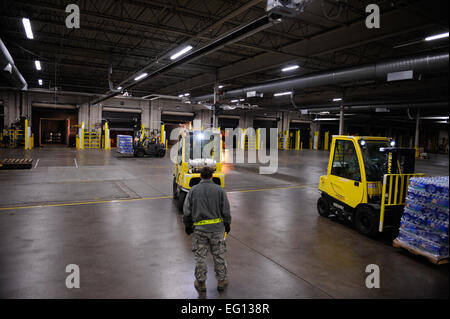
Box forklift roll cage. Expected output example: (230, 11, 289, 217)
(318, 135, 425, 236)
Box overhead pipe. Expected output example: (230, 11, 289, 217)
(91, 15, 280, 105)
(304, 101, 448, 113)
(193, 50, 449, 101)
(0, 38, 28, 90)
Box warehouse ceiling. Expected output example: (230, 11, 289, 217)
(0, 0, 448, 115)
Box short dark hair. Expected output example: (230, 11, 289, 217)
(200, 167, 214, 180)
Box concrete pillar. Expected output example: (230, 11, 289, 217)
(78, 103, 89, 126)
(90, 104, 102, 128)
(310, 121, 320, 150)
(141, 100, 150, 129)
(0, 90, 21, 127)
(339, 105, 344, 135)
(239, 113, 254, 129)
(415, 109, 420, 156)
(21, 92, 32, 118)
(194, 109, 212, 129)
(150, 101, 162, 131)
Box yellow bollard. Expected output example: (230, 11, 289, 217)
(295, 130, 300, 150)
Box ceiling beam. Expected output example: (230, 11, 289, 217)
(158, 3, 435, 94)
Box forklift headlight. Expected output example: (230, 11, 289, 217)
(360, 140, 366, 146)
(390, 140, 396, 147)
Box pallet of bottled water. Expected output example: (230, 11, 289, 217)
(117, 135, 134, 154)
(394, 176, 449, 264)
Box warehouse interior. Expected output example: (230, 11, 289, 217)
(0, 0, 448, 300)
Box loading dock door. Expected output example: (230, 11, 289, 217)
(218, 117, 239, 149)
(102, 110, 141, 147)
(32, 107, 78, 147)
(254, 119, 277, 149)
(161, 112, 194, 146)
(290, 122, 311, 150)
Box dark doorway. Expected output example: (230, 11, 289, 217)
(254, 120, 277, 149)
(40, 119, 67, 145)
(103, 111, 141, 147)
(32, 107, 78, 147)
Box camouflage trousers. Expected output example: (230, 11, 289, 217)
(192, 230, 227, 282)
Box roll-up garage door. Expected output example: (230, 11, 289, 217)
(161, 111, 195, 146)
(102, 108, 141, 147)
(254, 117, 278, 149)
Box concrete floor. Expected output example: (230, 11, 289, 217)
(0, 146, 448, 299)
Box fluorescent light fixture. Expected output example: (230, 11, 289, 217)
(170, 45, 193, 60)
(35, 60, 41, 70)
(22, 18, 34, 39)
(38, 79, 43, 86)
(231, 99, 239, 103)
(134, 73, 148, 81)
(282, 65, 299, 72)
(117, 86, 122, 90)
(314, 118, 340, 121)
(239, 99, 245, 102)
(184, 93, 190, 97)
(274, 91, 292, 97)
(420, 116, 449, 120)
(425, 32, 449, 41)
(218, 85, 224, 89)
(178, 94, 184, 98)
(333, 98, 342, 102)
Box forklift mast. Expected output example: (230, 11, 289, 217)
(381, 147, 416, 175)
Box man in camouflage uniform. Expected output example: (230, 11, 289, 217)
(183, 167, 231, 293)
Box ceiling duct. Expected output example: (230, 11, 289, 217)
(92, 15, 280, 105)
(0, 38, 28, 90)
(193, 50, 449, 102)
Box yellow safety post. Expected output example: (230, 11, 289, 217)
(309, 138, 312, 150)
(80, 122, 85, 150)
(103, 122, 110, 150)
(295, 130, 300, 150)
(256, 128, 260, 151)
(31, 134, 34, 149)
(141, 124, 145, 142)
(160, 124, 166, 145)
(24, 119, 30, 150)
(324, 131, 329, 151)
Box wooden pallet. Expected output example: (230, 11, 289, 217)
(393, 239, 449, 265)
(0, 158, 33, 170)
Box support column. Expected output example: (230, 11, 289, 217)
(194, 109, 213, 130)
(415, 109, 420, 158)
(150, 101, 162, 131)
(339, 104, 344, 135)
(141, 100, 150, 129)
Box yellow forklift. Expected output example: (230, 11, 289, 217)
(318, 136, 425, 237)
(173, 129, 225, 211)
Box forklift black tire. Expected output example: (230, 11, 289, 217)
(317, 196, 330, 217)
(178, 191, 187, 212)
(134, 149, 145, 157)
(354, 206, 379, 237)
(158, 149, 166, 157)
(173, 179, 178, 199)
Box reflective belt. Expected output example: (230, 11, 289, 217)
(193, 218, 223, 226)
